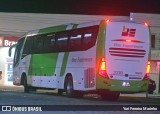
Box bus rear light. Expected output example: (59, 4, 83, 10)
(98, 58, 108, 78)
(144, 22, 148, 26)
(106, 19, 110, 23)
(146, 61, 151, 74)
(126, 39, 132, 42)
(100, 58, 106, 70)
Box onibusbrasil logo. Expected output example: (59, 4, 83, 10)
(1, 106, 42, 111)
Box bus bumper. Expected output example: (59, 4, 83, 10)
(96, 78, 149, 93)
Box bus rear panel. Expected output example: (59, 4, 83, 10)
(97, 21, 150, 93)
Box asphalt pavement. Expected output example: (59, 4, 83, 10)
(0, 85, 160, 98)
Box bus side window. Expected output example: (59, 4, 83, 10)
(42, 33, 56, 53)
(82, 26, 99, 50)
(14, 38, 25, 67)
(56, 31, 69, 52)
(69, 30, 82, 51)
(33, 35, 43, 54)
(50, 37, 56, 52)
(22, 36, 33, 58)
(83, 32, 93, 50)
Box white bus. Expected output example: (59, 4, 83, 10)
(9, 20, 150, 100)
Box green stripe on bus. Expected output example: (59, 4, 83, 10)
(96, 20, 106, 66)
(28, 25, 69, 76)
(60, 24, 78, 76)
(60, 52, 69, 76)
(39, 25, 68, 35)
(96, 20, 107, 88)
(28, 53, 59, 76)
(96, 78, 148, 92)
(148, 27, 151, 59)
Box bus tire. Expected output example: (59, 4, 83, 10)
(23, 76, 29, 93)
(101, 91, 120, 101)
(65, 76, 74, 98)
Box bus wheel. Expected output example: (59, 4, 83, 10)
(101, 91, 120, 101)
(23, 76, 29, 93)
(65, 76, 74, 98)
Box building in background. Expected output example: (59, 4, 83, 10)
(131, 13, 160, 94)
(0, 36, 18, 85)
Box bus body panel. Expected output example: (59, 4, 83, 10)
(64, 46, 97, 91)
(12, 20, 150, 94)
(96, 21, 150, 93)
(105, 22, 150, 81)
(96, 77, 148, 92)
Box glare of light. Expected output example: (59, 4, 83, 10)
(106, 19, 110, 23)
(126, 40, 131, 42)
(144, 22, 148, 26)
(122, 82, 126, 86)
(146, 61, 151, 74)
(122, 82, 130, 87)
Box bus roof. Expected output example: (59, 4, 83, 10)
(24, 20, 148, 37)
(25, 20, 101, 37)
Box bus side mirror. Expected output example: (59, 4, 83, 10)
(9, 44, 16, 57)
(9, 48, 11, 57)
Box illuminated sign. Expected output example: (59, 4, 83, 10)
(0, 37, 18, 47)
(4, 40, 17, 47)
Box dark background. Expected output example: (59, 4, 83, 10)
(0, 0, 160, 16)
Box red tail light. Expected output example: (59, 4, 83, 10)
(99, 58, 108, 78)
(126, 39, 132, 42)
(106, 19, 110, 23)
(144, 22, 148, 26)
(146, 61, 151, 74)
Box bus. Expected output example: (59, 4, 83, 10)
(9, 20, 150, 101)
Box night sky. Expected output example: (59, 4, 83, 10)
(0, 0, 159, 16)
